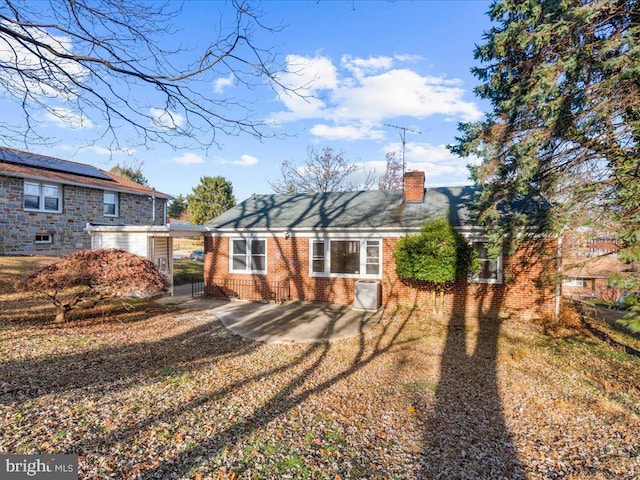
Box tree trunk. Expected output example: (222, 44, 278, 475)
(54, 305, 70, 323)
(432, 290, 437, 315)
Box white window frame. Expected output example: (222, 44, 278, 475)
(23, 181, 62, 213)
(562, 277, 586, 287)
(309, 238, 382, 279)
(35, 234, 52, 244)
(468, 240, 503, 284)
(229, 238, 267, 274)
(103, 191, 119, 217)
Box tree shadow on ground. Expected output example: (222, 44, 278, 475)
(0, 316, 257, 402)
(418, 283, 526, 479)
(108, 305, 416, 479)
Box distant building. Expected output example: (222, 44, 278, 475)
(0, 147, 170, 255)
(562, 233, 631, 301)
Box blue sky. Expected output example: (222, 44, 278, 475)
(0, 1, 494, 203)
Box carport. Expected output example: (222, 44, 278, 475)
(86, 223, 206, 295)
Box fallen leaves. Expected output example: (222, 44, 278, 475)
(1, 303, 639, 479)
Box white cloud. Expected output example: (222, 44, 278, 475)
(269, 53, 483, 136)
(341, 54, 394, 79)
(150, 108, 185, 130)
(376, 141, 481, 179)
(310, 123, 385, 141)
(270, 54, 338, 122)
(213, 73, 234, 94)
(172, 153, 204, 165)
(0, 22, 88, 100)
(220, 154, 258, 167)
(44, 108, 94, 129)
(331, 69, 482, 123)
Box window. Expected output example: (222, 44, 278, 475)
(310, 239, 381, 278)
(230, 238, 267, 274)
(563, 277, 586, 287)
(365, 240, 380, 275)
(35, 234, 52, 244)
(469, 241, 502, 284)
(24, 181, 61, 212)
(312, 241, 325, 274)
(103, 191, 119, 216)
(330, 241, 360, 274)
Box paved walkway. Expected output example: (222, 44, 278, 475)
(155, 287, 382, 343)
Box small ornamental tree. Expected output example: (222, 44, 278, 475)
(15, 249, 168, 323)
(395, 217, 477, 312)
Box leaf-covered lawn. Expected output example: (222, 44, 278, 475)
(1, 297, 639, 479)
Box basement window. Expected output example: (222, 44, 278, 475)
(35, 234, 52, 244)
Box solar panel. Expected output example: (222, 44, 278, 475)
(0, 148, 114, 181)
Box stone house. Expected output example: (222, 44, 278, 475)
(203, 171, 558, 319)
(0, 147, 170, 255)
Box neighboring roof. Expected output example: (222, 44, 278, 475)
(564, 254, 633, 279)
(207, 186, 479, 231)
(0, 146, 171, 199)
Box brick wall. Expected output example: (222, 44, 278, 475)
(0, 175, 166, 255)
(204, 234, 558, 320)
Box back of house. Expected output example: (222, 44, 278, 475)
(203, 171, 558, 319)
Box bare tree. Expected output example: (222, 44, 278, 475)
(378, 151, 403, 190)
(0, 0, 298, 151)
(269, 146, 372, 194)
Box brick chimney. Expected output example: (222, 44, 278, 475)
(403, 170, 425, 202)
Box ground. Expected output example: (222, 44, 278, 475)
(1, 257, 639, 479)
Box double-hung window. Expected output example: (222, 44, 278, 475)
(24, 181, 62, 213)
(103, 191, 119, 216)
(469, 241, 502, 284)
(311, 239, 381, 278)
(230, 238, 267, 274)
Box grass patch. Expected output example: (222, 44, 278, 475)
(173, 259, 204, 285)
(403, 380, 437, 394)
(173, 238, 203, 252)
(0, 255, 57, 294)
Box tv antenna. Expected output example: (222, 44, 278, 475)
(384, 123, 421, 187)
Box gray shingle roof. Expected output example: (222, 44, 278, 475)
(206, 186, 479, 230)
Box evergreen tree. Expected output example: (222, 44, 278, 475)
(167, 194, 188, 219)
(187, 176, 235, 225)
(451, 0, 639, 295)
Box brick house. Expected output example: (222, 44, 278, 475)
(562, 234, 633, 302)
(0, 147, 170, 255)
(204, 171, 558, 319)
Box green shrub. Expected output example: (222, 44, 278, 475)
(394, 216, 477, 284)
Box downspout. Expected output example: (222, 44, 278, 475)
(152, 188, 156, 225)
(555, 236, 563, 319)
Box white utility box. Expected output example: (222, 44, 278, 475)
(354, 280, 381, 310)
